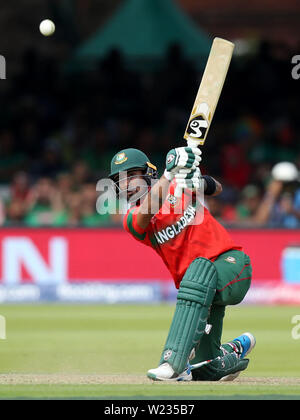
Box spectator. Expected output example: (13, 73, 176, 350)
(253, 179, 300, 228)
(66, 192, 82, 226)
(56, 172, 73, 197)
(206, 196, 237, 224)
(6, 199, 24, 225)
(80, 182, 110, 226)
(236, 185, 262, 225)
(24, 177, 67, 226)
(10, 171, 30, 202)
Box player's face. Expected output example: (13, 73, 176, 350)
(118, 170, 148, 201)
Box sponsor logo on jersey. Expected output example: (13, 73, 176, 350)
(154, 205, 196, 245)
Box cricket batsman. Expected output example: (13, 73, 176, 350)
(109, 147, 256, 381)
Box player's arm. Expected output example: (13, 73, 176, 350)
(135, 174, 170, 229)
(136, 147, 202, 229)
(202, 175, 222, 197)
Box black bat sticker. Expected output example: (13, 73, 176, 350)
(186, 115, 208, 139)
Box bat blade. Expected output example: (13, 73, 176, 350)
(184, 37, 235, 146)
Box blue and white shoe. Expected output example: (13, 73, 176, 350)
(233, 332, 256, 359)
(219, 333, 256, 382)
(147, 363, 192, 382)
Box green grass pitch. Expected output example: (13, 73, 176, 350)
(0, 304, 299, 399)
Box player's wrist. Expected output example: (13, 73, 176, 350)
(201, 175, 217, 195)
(163, 169, 174, 182)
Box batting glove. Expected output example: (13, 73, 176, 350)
(175, 167, 203, 190)
(164, 147, 202, 181)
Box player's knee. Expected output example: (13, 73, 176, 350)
(178, 258, 218, 305)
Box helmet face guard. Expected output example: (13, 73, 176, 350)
(109, 149, 158, 202)
(110, 164, 158, 202)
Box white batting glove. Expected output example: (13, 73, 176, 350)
(175, 167, 202, 190)
(164, 147, 202, 181)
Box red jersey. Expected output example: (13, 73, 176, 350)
(123, 182, 242, 288)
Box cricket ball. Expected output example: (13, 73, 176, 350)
(39, 19, 55, 37)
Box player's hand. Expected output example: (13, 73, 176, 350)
(175, 167, 202, 190)
(164, 147, 202, 181)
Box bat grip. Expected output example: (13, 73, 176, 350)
(174, 184, 182, 198)
(174, 139, 201, 198)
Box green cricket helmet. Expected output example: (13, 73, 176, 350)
(109, 148, 158, 183)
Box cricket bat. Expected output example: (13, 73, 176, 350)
(175, 37, 235, 197)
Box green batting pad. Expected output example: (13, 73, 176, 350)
(159, 258, 217, 374)
(192, 354, 249, 381)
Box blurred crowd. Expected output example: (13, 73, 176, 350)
(1, 164, 122, 227)
(0, 40, 299, 227)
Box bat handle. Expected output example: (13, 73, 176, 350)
(189, 359, 212, 371)
(174, 185, 182, 198)
(174, 139, 201, 198)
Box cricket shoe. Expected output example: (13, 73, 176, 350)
(220, 332, 256, 382)
(233, 332, 256, 359)
(147, 363, 192, 382)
